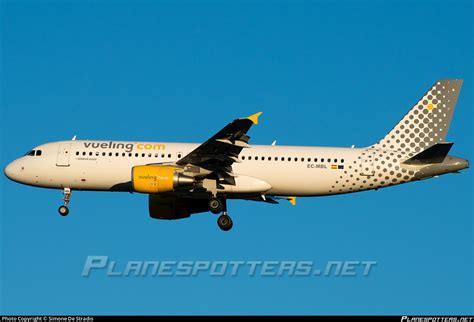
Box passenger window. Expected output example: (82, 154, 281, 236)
(274, 157, 278, 161)
(301, 158, 305, 162)
(178, 154, 182, 158)
(142, 153, 145, 157)
(129, 153, 132, 157)
(148, 153, 152, 157)
(102, 152, 106, 156)
(135, 153, 139, 157)
(109, 152, 113, 157)
(281, 157, 285, 161)
(76, 151, 79, 156)
(341, 159, 345, 163)
(328, 158, 331, 162)
(321, 158, 324, 162)
(261, 157, 265, 161)
(334, 159, 338, 163)
(268, 157, 271, 161)
(288, 157, 292, 161)
(82, 152, 86, 156)
(314, 158, 318, 162)
(242, 156, 246, 160)
(96, 152, 99, 156)
(89, 152, 93, 156)
(122, 153, 126, 157)
(116, 152, 119, 157)
(295, 158, 298, 161)
(168, 154, 171, 158)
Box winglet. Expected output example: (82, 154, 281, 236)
(288, 196, 296, 206)
(247, 112, 263, 125)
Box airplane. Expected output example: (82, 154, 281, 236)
(4, 79, 469, 231)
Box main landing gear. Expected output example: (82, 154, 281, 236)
(209, 197, 233, 231)
(58, 188, 71, 216)
(217, 213, 233, 231)
(208, 198, 224, 214)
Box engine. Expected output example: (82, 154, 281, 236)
(132, 165, 194, 193)
(148, 194, 209, 220)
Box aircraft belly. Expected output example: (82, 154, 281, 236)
(233, 162, 342, 196)
(51, 158, 132, 191)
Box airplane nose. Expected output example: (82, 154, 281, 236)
(4, 161, 17, 180)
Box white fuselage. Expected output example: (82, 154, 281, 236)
(5, 139, 468, 197)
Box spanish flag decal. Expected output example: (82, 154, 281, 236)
(331, 165, 344, 170)
(331, 165, 338, 169)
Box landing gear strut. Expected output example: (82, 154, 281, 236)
(58, 188, 71, 216)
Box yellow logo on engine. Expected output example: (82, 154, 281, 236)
(132, 166, 175, 193)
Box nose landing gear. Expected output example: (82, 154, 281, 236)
(58, 188, 71, 216)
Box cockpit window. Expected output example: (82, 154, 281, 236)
(24, 150, 42, 156)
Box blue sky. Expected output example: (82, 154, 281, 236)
(1, 0, 472, 315)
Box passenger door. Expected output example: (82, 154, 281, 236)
(56, 143, 72, 167)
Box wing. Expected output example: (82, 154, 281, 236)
(176, 112, 262, 182)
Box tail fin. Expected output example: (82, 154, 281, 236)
(372, 79, 463, 154)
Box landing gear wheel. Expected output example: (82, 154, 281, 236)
(58, 188, 72, 216)
(217, 214, 233, 231)
(58, 205, 69, 216)
(209, 198, 224, 214)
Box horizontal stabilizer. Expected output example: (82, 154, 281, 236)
(403, 142, 453, 165)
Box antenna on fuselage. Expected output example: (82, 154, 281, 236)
(72, 135, 77, 141)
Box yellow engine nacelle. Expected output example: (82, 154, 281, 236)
(132, 166, 194, 193)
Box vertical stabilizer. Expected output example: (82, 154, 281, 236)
(372, 79, 462, 153)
